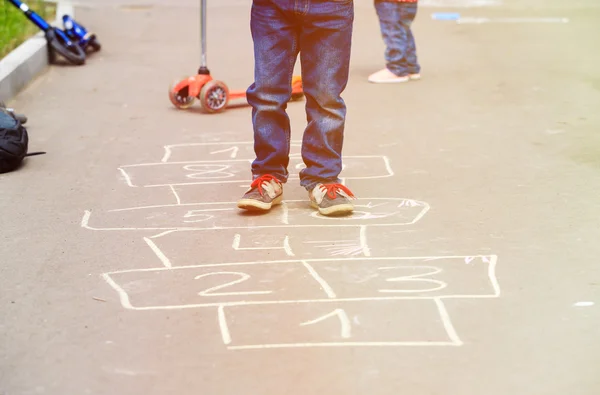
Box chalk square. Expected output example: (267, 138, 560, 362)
(105, 262, 332, 310)
(161, 141, 302, 163)
(223, 299, 459, 349)
(144, 227, 368, 267)
(118, 154, 393, 188)
(310, 256, 500, 299)
(85, 198, 429, 230)
(118, 160, 250, 188)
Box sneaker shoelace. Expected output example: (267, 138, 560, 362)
(319, 183, 356, 200)
(250, 174, 281, 197)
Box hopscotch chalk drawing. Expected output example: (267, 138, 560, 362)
(83, 141, 501, 350)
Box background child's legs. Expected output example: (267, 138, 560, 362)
(375, 1, 419, 76)
(400, 3, 420, 75)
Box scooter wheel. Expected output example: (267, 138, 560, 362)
(199, 80, 229, 113)
(88, 37, 101, 52)
(168, 79, 196, 109)
(46, 27, 86, 66)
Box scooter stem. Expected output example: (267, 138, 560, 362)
(7, 0, 51, 31)
(198, 0, 209, 74)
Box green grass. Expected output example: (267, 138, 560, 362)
(0, 1, 57, 58)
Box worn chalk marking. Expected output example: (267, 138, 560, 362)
(457, 17, 569, 24)
(434, 298, 463, 346)
(283, 236, 295, 257)
(169, 185, 181, 205)
(232, 234, 295, 257)
(81, 198, 430, 231)
(124, 155, 394, 187)
(218, 306, 232, 344)
(195, 272, 272, 297)
(378, 266, 447, 293)
(227, 341, 460, 350)
(149, 230, 178, 239)
(118, 168, 135, 187)
(359, 225, 371, 257)
(101, 273, 134, 309)
(281, 201, 290, 225)
(106, 255, 498, 276)
(104, 293, 500, 311)
(209, 147, 239, 158)
(300, 309, 352, 339)
(301, 261, 337, 298)
(183, 164, 235, 180)
(143, 237, 172, 269)
(305, 240, 365, 257)
(161, 141, 257, 163)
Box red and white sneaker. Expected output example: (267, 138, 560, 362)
(237, 174, 283, 211)
(309, 183, 356, 216)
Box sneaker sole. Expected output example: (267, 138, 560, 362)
(310, 201, 354, 216)
(368, 78, 410, 84)
(237, 195, 282, 211)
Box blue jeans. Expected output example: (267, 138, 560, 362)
(375, 1, 420, 76)
(246, 0, 354, 191)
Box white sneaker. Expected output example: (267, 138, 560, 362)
(368, 68, 409, 84)
(409, 73, 421, 80)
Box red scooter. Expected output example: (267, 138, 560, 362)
(168, 0, 304, 113)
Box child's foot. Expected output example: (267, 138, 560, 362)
(237, 174, 283, 211)
(368, 68, 409, 84)
(309, 183, 356, 216)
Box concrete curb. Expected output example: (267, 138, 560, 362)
(0, 2, 75, 103)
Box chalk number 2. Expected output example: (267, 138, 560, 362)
(195, 272, 272, 297)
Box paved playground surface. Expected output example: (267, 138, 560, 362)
(1, 0, 600, 394)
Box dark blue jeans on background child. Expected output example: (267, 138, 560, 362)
(246, 0, 354, 191)
(375, 0, 420, 77)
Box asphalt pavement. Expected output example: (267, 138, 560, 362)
(1, 0, 600, 394)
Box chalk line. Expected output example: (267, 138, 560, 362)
(228, 341, 460, 350)
(302, 261, 337, 299)
(143, 237, 172, 269)
(300, 309, 352, 339)
(117, 168, 135, 187)
(169, 185, 181, 205)
(359, 225, 371, 257)
(281, 201, 290, 225)
(434, 298, 463, 346)
(457, 17, 569, 24)
(101, 273, 134, 309)
(195, 272, 272, 297)
(283, 236, 295, 257)
(217, 306, 232, 345)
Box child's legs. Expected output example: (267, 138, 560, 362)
(246, 0, 300, 183)
(298, 0, 354, 191)
(399, 3, 420, 74)
(374, 1, 409, 76)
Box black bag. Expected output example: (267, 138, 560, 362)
(0, 107, 44, 174)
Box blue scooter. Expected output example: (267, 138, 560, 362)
(62, 15, 101, 52)
(7, 0, 99, 65)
